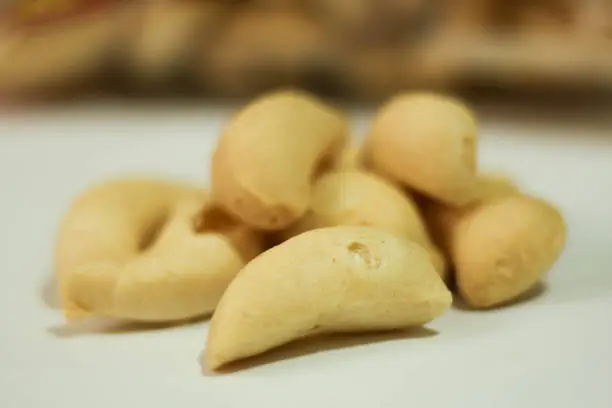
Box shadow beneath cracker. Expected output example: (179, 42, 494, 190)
(202, 326, 438, 375)
(452, 281, 548, 312)
(48, 315, 207, 338)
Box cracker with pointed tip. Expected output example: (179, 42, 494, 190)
(282, 170, 447, 279)
(55, 177, 262, 322)
(365, 92, 480, 206)
(203, 226, 452, 370)
(211, 90, 348, 230)
(423, 190, 566, 309)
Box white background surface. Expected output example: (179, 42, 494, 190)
(0, 103, 611, 408)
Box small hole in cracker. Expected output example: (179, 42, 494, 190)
(347, 242, 380, 269)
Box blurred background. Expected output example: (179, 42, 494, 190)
(1, 0, 611, 105)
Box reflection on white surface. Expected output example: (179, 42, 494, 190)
(0, 105, 611, 408)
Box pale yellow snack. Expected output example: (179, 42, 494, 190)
(423, 174, 520, 258)
(211, 90, 348, 230)
(203, 226, 452, 370)
(365, 92, 480, 206)
(476, 172, 521, 201)
(282, 170, 447, 279)
(329, 144, 364, 170)
(422, 182, 566, 309)
(55, 177, 262, 322)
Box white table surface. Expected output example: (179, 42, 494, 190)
(1, 103, 611, 408)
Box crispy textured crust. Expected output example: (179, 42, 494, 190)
(54, 177, 262, 322)
(282, 170, 448, 279)
(454, 195, 566, 308)
(203, 226, 452, 370)
(365, 92, 480, 206)
(423, 190, 566, 309)
(211, 90, 348, 230)
(422, 173, 522, 258)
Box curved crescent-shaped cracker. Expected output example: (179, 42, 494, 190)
(203, 226, 452, 370)
(423, 179, 566, 309)
(55, 177, 261, 322)
(454, 195, 566, 308)
(211, 90, 348, 230)
(365, 92, 480, 206)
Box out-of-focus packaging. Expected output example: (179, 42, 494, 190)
(1, 0, 611, 101)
